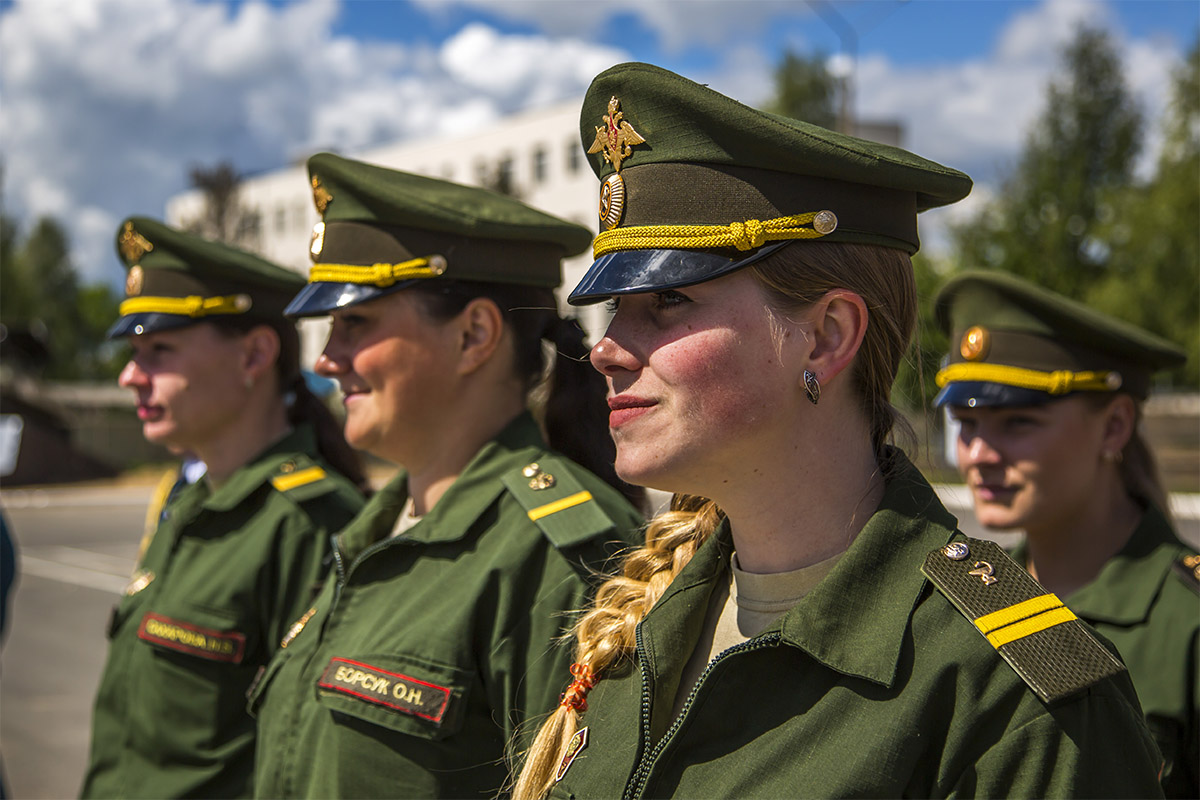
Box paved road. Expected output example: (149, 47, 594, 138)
(0, 484, 1196, 798)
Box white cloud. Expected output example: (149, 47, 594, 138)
(0, 0, 625, 285)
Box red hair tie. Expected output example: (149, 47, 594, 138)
(560, 662, 598, 712)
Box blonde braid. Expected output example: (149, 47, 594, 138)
(511, 496, 724, 800)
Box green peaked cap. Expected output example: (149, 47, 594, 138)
(568, 62, 973, 304)
(109, 216, 304, 339)
(934, 269, 1186, 406)
(286, 152, 594, 317)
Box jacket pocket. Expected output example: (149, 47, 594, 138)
(315, 653, 471, 741)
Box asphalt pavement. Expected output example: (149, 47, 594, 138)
(0, 482, 1196, 799)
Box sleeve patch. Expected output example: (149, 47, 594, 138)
(271, 465, 327, 492)
(922, 538, 1124, 703)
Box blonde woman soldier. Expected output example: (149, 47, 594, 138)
(513, 62, 1165, 799)
(82, 218, 366, 798)
(935, 270, 1196, 797)
(248, 154, 645, 799)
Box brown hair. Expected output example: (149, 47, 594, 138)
(511, 242, 917, 799)
(407, 280, 645, 509)
(1082, 393, 1172, 524)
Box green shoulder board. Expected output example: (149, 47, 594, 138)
(1171, 554, 1200, 595)
(922, 537, 1125, 703)
(270, 459, 338, 503)
(501, 457, 617, 549)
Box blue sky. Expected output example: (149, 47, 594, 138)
(1, 0, 1196, 285)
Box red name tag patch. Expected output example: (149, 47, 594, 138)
(137, 612, 246, 664)
(318, 657, 452, 725)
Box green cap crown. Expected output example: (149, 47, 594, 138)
(110, 216, 304, 338)
(580, 61, 972, 253)
(935, 270, 1186, 405)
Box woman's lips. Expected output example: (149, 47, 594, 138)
(137, 404, 162, 421)
(608, 395, 656, 428)
(973, 482, 1016, 502)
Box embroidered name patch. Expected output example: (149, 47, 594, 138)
(318, 657, 452, 724)
(137, 612, 246, 663)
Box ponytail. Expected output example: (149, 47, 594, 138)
(512, 495, 722, 800)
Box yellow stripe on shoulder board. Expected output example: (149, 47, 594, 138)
(271, 466, 327, 492)
(974, 593, 1064, 634)
(973, 592, 1078, 649)
(528, 491, 593, 522)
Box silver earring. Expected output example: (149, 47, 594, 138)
(803, 370, 820, 405)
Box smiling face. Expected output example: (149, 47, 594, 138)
(117, 323, 250, 452)
(313, 290, 461, 463)
(588, 270, 804, 495)
(950, 396, 1113, 533)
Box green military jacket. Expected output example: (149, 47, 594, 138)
(250, 413, 644, 799)
(549, 452, 1164, 799)
(81, 426, 364, 799)
(1013, 506, 1199, 797)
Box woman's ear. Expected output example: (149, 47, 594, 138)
(804, 289, 869, 386)
(1099, 393, 1137, 456)
(241, 325, 281, 385)
(455, 297, 505, 376)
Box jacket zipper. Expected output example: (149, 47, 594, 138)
(622, 632, 783, 800)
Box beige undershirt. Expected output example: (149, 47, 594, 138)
(670, 550, 844, 717)
(388, 496, 423, 538)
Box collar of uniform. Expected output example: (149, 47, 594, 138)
(774, 448, 959, 688)
(1056, 505, 1183, 625)
(336, 412, 548, 557)
(201, 424, 319, 512)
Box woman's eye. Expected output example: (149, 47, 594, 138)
(651, 290, 691, 310)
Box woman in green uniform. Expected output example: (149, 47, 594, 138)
(934, 270, 1196, 797)
(81, 219, 367, 799)
(249, 153, 645, 799)
(513, 62, 1164, 800)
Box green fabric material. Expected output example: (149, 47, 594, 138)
(115, 216, 304, 318)
(80, 425, 365, 799)
(578, 62, 971, 254)
(306, 152, 592, 289)
(550, 451, 1164, 799)
(1011, 507, 1199, 797)
(936, 270, 1187, 398)
(250, 413, 644, 799)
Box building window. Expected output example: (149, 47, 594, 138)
(566, 140, 581, 174)
(275, 206, 287, 234)
(532, 146, 548, 183)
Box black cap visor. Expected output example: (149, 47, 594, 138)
(934, 380, 1059, 409)
(107, 313, 202, 340)
(567, 242, 790, 305)
(284, 279, 423, 318)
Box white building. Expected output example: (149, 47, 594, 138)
(165, 102, 607, 361)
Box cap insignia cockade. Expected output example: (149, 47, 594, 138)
(961, 326, 990, 361)
(118, 221, 154, 264)
(311, 175, 333, 216)
(125, 265, 145, 297)
(588, 96, 646, 231)
(309, 221, 326, 261)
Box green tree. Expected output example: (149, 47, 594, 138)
(1087, 40, 1200, 387)
(953, 26, 1143, 298)
(767, 49, 838, 129)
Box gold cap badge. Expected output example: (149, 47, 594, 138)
(960, 326, 990, 361)
(125, 265, 144, 297)
(588, 96, 646, 230)
(118, 221, 154, 264)
(312, 175, 333, 215)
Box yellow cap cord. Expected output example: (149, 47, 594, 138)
(935, 362, 1121, 395)
(118, 294, 251, 318)
(592, 210, 837, 258)
(308, 256, 445, 287)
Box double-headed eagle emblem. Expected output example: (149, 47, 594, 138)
(588, 96, 645, 173)
(118, 221, 153, 264)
